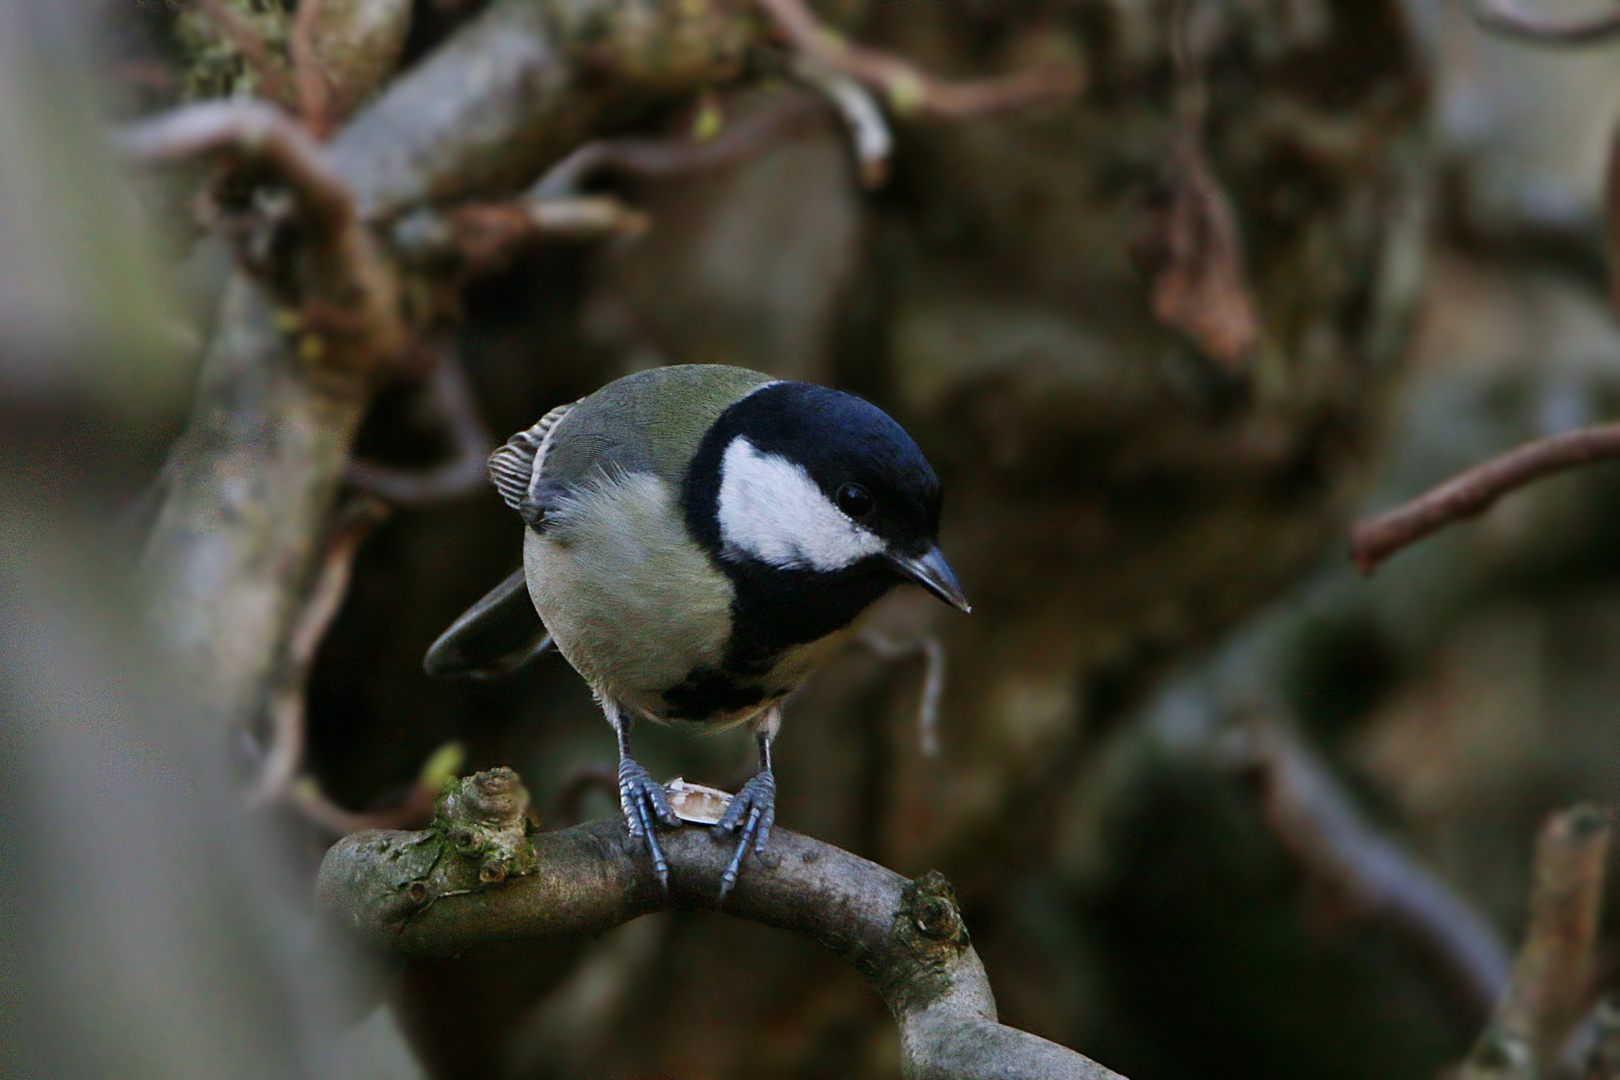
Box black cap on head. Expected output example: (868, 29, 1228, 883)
(684, 381, 943, 557)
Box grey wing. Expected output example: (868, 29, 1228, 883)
(423, 568, 553, 678)
(489, 399, 577, 528)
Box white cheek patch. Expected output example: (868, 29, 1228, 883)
(717, 437, 885, 571)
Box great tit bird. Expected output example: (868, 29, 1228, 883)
(425, 364, 969, 898)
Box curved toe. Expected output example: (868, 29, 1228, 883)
(717, 770, 777, 903)
(617, 760, 681, 889)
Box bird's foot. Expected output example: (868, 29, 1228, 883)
(715, 768, 776, 903)
(618, 758, 681, 891)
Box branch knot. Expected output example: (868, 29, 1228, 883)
(431, 768, 539, 888)
(882, 870, 971, 1013)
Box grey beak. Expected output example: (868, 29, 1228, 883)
(889, 545, 972, 614)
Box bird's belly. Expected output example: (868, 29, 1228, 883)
(523, 472, 734, 719)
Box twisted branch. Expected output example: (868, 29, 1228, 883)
(318, 768, 1128, 1080)
(1351, 423, 1620, 573)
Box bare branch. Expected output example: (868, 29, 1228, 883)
(347, 352, 497, 504)
(1471, 0, 1620, 46)
(532, 92, 825, 198)
(1350, 423, 1620, 573)
(289, 0, 335, 137)
(794, 60, 893, 188)
(1460, 805, 1611, 1080)
(1223, 719, 1512, 1033)
(252, 496, 388, 804)
(389, 196, 649, 277)
(318, 768, 1128, 1080)
(754, 0, 1081, 119)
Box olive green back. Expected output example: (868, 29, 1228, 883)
(541, 365, 776, 489)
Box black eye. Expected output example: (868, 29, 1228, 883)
(836, 483, 874, 519)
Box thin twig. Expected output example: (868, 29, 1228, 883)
(1471, 0, 1620, 45)
(412, 197, 650, 274)
(1140, 0, 1259, 368)
(288, 0, 335, 137)
(1223, 719, 1512, 1033)
(252, 496, 389, 804)
(1350, 422, 1620, 573)
(347, 351, 497, 505)
(1459, 806, 1611, 1080)
(793, 59, 892, 187)
(198, 0, 299, 108)
(531, 92, 824, 198)
(292, 775, 440, 833)
(858, 630, 947, 757)
(754, 0, 1081, 119)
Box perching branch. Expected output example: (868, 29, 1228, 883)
(1458, 805, 1611, 1080)
(1350, 422, 1620, 573)
(318, 768, 1128, 1080)
(1224, 719, 1512, 1034)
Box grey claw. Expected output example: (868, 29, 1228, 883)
(717, 770, 776, 904)
(618, 759, 678, 891)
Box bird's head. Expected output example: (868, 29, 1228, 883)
(683, 382, 970, 614)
